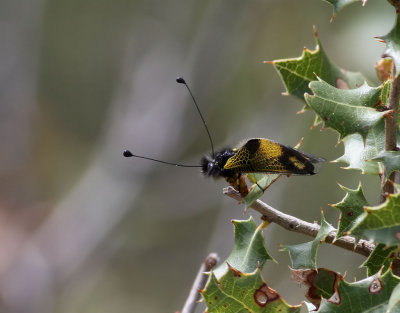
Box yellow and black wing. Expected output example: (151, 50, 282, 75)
(223, 138, 325, 175)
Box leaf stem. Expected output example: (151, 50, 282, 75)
(180, 253, 219, 313)
(382, 66, 400, 202)
(223, 187, 375, 257)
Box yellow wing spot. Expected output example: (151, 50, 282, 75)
(289, 156, 306, 170)
(258, 140, 282, 158)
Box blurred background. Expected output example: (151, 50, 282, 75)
(0, 0, 395, 312)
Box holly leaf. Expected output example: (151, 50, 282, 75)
(329, 183, 369, 239)
(361, 243, 399, 276)
(291, 268, 342, 310)
(334, 119, 386, 175)
(378, 15, 400, 77)
(244, 173, 281, 209)
(202, 218, 301, 312)
(351, 191, 400, 229)
(305, 79, 386, 141)
(322, 0, 367, 21)
(267, 27, 365, 103)
(213, 217, 274, 279)
(201, 268, 301, 313)
(388, 283, 400, 313)
(282, 212, 335, 269)
(350, 191, 400, 245)
(361, 226, 400, 247)
(371, 151, 400, 178)
(317, 270, 400, 313)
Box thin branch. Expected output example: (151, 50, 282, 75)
(180, 253, 219, 313)
(223, 187, 375, 257)
(382, 64, 400, 202)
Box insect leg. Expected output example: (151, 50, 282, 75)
(237, 173, 249, 197)
(225, 173, 249, 197)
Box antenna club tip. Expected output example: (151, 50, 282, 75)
(176, 77, 186, 84)
(123, 150, 133, 157)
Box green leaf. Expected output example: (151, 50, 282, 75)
(244, 173, 281, 209)
(350, 191, 400, 245)
(317, 271, 400, 313)
(371, 151, 400, 178)
(334, 120, 385, 175)
(330, 183, 369, 239)
(361, 243, 398, 276)
(213, 217, 274, 279)
(332, 82, 398, 175)
(268, 27, 365, 102)
(352, 191, 400, 229)
(322, 0, 366, 20)
(388, 283, 400, 313)
(291, 268, 342, 309)
(361, 226, 400, 247)
(311, 269, 341, 301)
(201, 268, 301, 313)
(282, 212, 335, 269)
(379, 15, 400, 77)
(305, 79, 386, 141)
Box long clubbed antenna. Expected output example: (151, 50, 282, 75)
(123, 150, 201, 168)
(176, 77, 215, 158)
